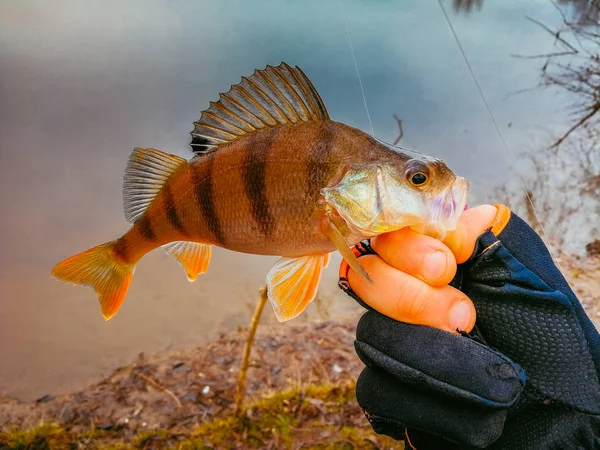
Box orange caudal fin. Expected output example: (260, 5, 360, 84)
(266, 254, 330, 322)
(51, 241, 136, 320)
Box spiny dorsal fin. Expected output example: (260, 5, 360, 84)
(190, 62, 329, 153)
(123, 148, 187, 223)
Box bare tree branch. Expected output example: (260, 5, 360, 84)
(392, 114, 404, 145)
(552, 104, 600, 148)
(525, 15, 580, 53)
(511, 51, 577, 59)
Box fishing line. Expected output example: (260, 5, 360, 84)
(436, 0, 562, 265)
(338, 0, 375, 137)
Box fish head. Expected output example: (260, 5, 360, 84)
(321, 156, 469, 241)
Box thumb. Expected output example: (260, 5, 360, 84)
(443, 204, 504, 263)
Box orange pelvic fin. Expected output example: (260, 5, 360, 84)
(162, 241, 212, 281)
(51, 241, 136, 320)
(266, 253, 330, 322)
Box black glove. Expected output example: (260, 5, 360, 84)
(340, 210, 600, 449)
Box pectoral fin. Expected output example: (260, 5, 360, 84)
(322, 215, 373, 284)
(266, 254, 330, 322)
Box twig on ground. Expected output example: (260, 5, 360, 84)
(134, 371, 182, 408)
(234, 286, 268, 416)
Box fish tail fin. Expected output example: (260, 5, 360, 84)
(51, 241, 136, 320)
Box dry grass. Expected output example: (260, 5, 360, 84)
(0, 383, 401, 449)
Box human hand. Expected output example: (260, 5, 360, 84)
(340, 204, 499, 333)
(340, 205, 600, 449)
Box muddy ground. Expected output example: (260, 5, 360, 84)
(0, 252, 597, 449)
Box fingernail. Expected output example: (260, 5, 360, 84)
(449, 300, 475, 331)
(422, 251, 447, 283)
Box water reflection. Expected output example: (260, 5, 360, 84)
(0, 0, 594, 400)
(452, 0, 484, 14)
(452, 0, 599, 22)
(558, 0, 600, 25)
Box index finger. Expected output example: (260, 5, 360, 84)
(371, 228, 457, 287)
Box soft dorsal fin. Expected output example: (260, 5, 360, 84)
(190, 62, 330, 153)
(123, 148, 187, 223)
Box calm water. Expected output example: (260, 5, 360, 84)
(0, 0, 593, 400)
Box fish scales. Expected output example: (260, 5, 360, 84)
(197, 122, 343, 256)
(164, 183, 187, 236)
(198, 121, 367, 256)
(118, 120, 387, 261)
(209, 132, 258, 248)
(239, 128, 277, 239)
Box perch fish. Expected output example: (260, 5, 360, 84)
(52, 62, 469, 322)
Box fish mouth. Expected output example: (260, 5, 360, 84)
(416, 176, 470, 240)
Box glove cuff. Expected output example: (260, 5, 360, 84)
(338, 240, 377, 310)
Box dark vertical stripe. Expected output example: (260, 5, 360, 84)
(306, 122, 335, 200)
(242, 131, 275, 236)
(165, 184, 186, 235)
(113, 238, 129, 260)
(137, 214, 156, 241)
(192, 153, 225, 245)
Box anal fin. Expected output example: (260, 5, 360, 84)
(266, 254, 330, 322)
(162, 241, 211, 281)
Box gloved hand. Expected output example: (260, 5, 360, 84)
(339, 205, 600, 449)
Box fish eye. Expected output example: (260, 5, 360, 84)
(411, 172, 428, 186)
(406, 161, 431, 187)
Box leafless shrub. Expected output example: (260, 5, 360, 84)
(516, 2, 600, 147)
(501, 1, 600, 252)
(502, 137, 599, 252)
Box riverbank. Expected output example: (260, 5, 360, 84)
(1, 252, 597, 449)
(0, 319, 402, 449)
(555, 251, 600, 329)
